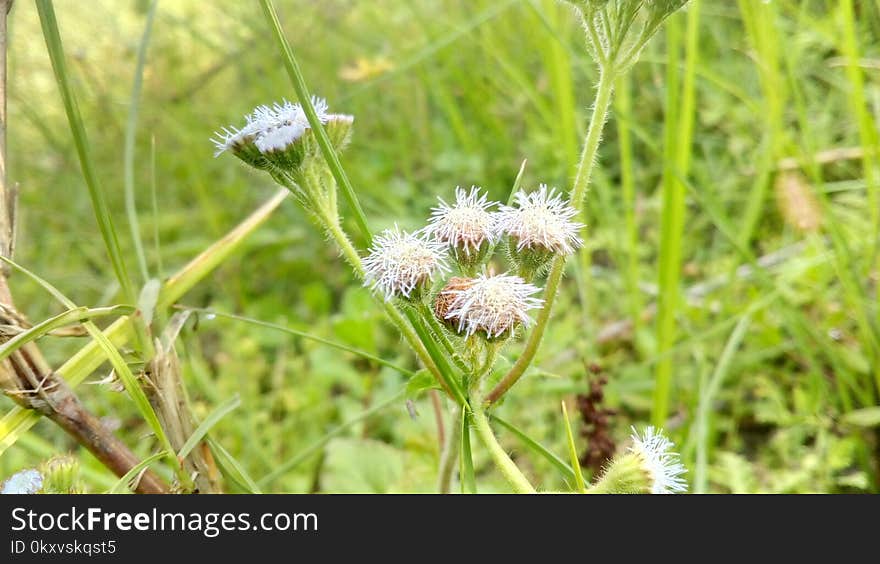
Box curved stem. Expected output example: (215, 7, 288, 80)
(325, 217, 364, 276)
(321, 211, 462, 405)
(485, 69, 616, 406)
(470, 402, 535, 493)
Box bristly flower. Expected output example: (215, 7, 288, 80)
(212, 97, 353, 175)
(497, 184, 584, 256)
(427, 186, 498, 274)
(442, 273, 543, 338)
(628, 426, 687, 494)
(363, 226, 450, 301)
(212, 97, 326, 156)
(588, 425, 687, 494)
(1, 468, 43, 495)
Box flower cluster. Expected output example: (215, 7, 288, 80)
(361, 184, 581, 340)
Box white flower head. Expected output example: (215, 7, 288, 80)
(442, 273, 543, 337)
(1, 468, 43, 495)
(212, 96, 331, 157)
(496, 184, 584, 255)
(427, 186, 498, 255)
(363, 226, 450, 301)
(629, 426, 687, 494)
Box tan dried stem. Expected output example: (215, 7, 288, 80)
(0, 0, 168, 494)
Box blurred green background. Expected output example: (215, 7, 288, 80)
(2, 0, 879, 493)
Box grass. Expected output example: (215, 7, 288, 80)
(1, 0, 879, 493)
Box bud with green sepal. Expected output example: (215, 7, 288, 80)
(588, 426, 687, 494)
(212, 96, 354, 233)
(363, 225, 450, 304)
(38, 455, 84, 494)
(440, 273, 543, 342)
(495, 185, 583, 281)
(426, 186, 499, 276)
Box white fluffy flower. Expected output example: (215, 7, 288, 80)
(496, 184, 584, 255)
(363, 226, 450, 300)
(427, 186, 498, 255)
(212, 96, 331, 156)
(629, 426, 687, 494)
(1, 468, 43, 495)
(442, 273, 543, 337)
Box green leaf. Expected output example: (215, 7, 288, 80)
(460, 409, 476, 494)
(842, 407, 880, 428)
(207, 437, 262, 494)
(560, 401, 586, 493)
(107, 451, 168, 494)
(491, 414, 576, 483)
(177, 395, 241, 460)
(322, 438, 403, 493)
(406, 369, 440, 399)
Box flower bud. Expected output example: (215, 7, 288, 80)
(39, 455, 82, 494)
(363, 226, 450, 302)
(426, 186, 498, 275)
(440, 273, 543, 339)
(212, 97, 353, 177)
(589, 426, 687, 494)
(496, 184, 584, 278)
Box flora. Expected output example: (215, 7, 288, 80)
(0, 0, 695, 496)
(208, 0, 692, 494)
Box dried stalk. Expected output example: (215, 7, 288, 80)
(0, 0, 168, 494)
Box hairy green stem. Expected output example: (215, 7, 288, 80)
(320, 215, 464, 405)
(486, 69, 615, 406)
(470, 403, 535, 493)
(258, 0, 372, 243)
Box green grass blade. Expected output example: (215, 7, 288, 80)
(123, 0, 159, 283)
(106, 450, 168, 494)
(460, 408, 476, 494)
(0, 305, 133, 364)
(652, 12, 687, 426)
(177, 395, 240, 460)
(560, 401, 586, 493)
(258, 0, 372, 243)
(35, 0, 136, 306)
(181, 308, 414, 377)
(258, 389, 405, 488)
(694, 314, 752, 493)
(207, 437, 261, 494)
(491, 413, 576, 483)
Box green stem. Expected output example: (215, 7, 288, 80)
(36, 0, 152, 357)
(419, 302, 470, 374)
(485, 69, 616, 406)
(325, 216, 364, 277)
(320, 212, 461, 403)
(258, 0, 372, 243)
(470, 403, 535, 493)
